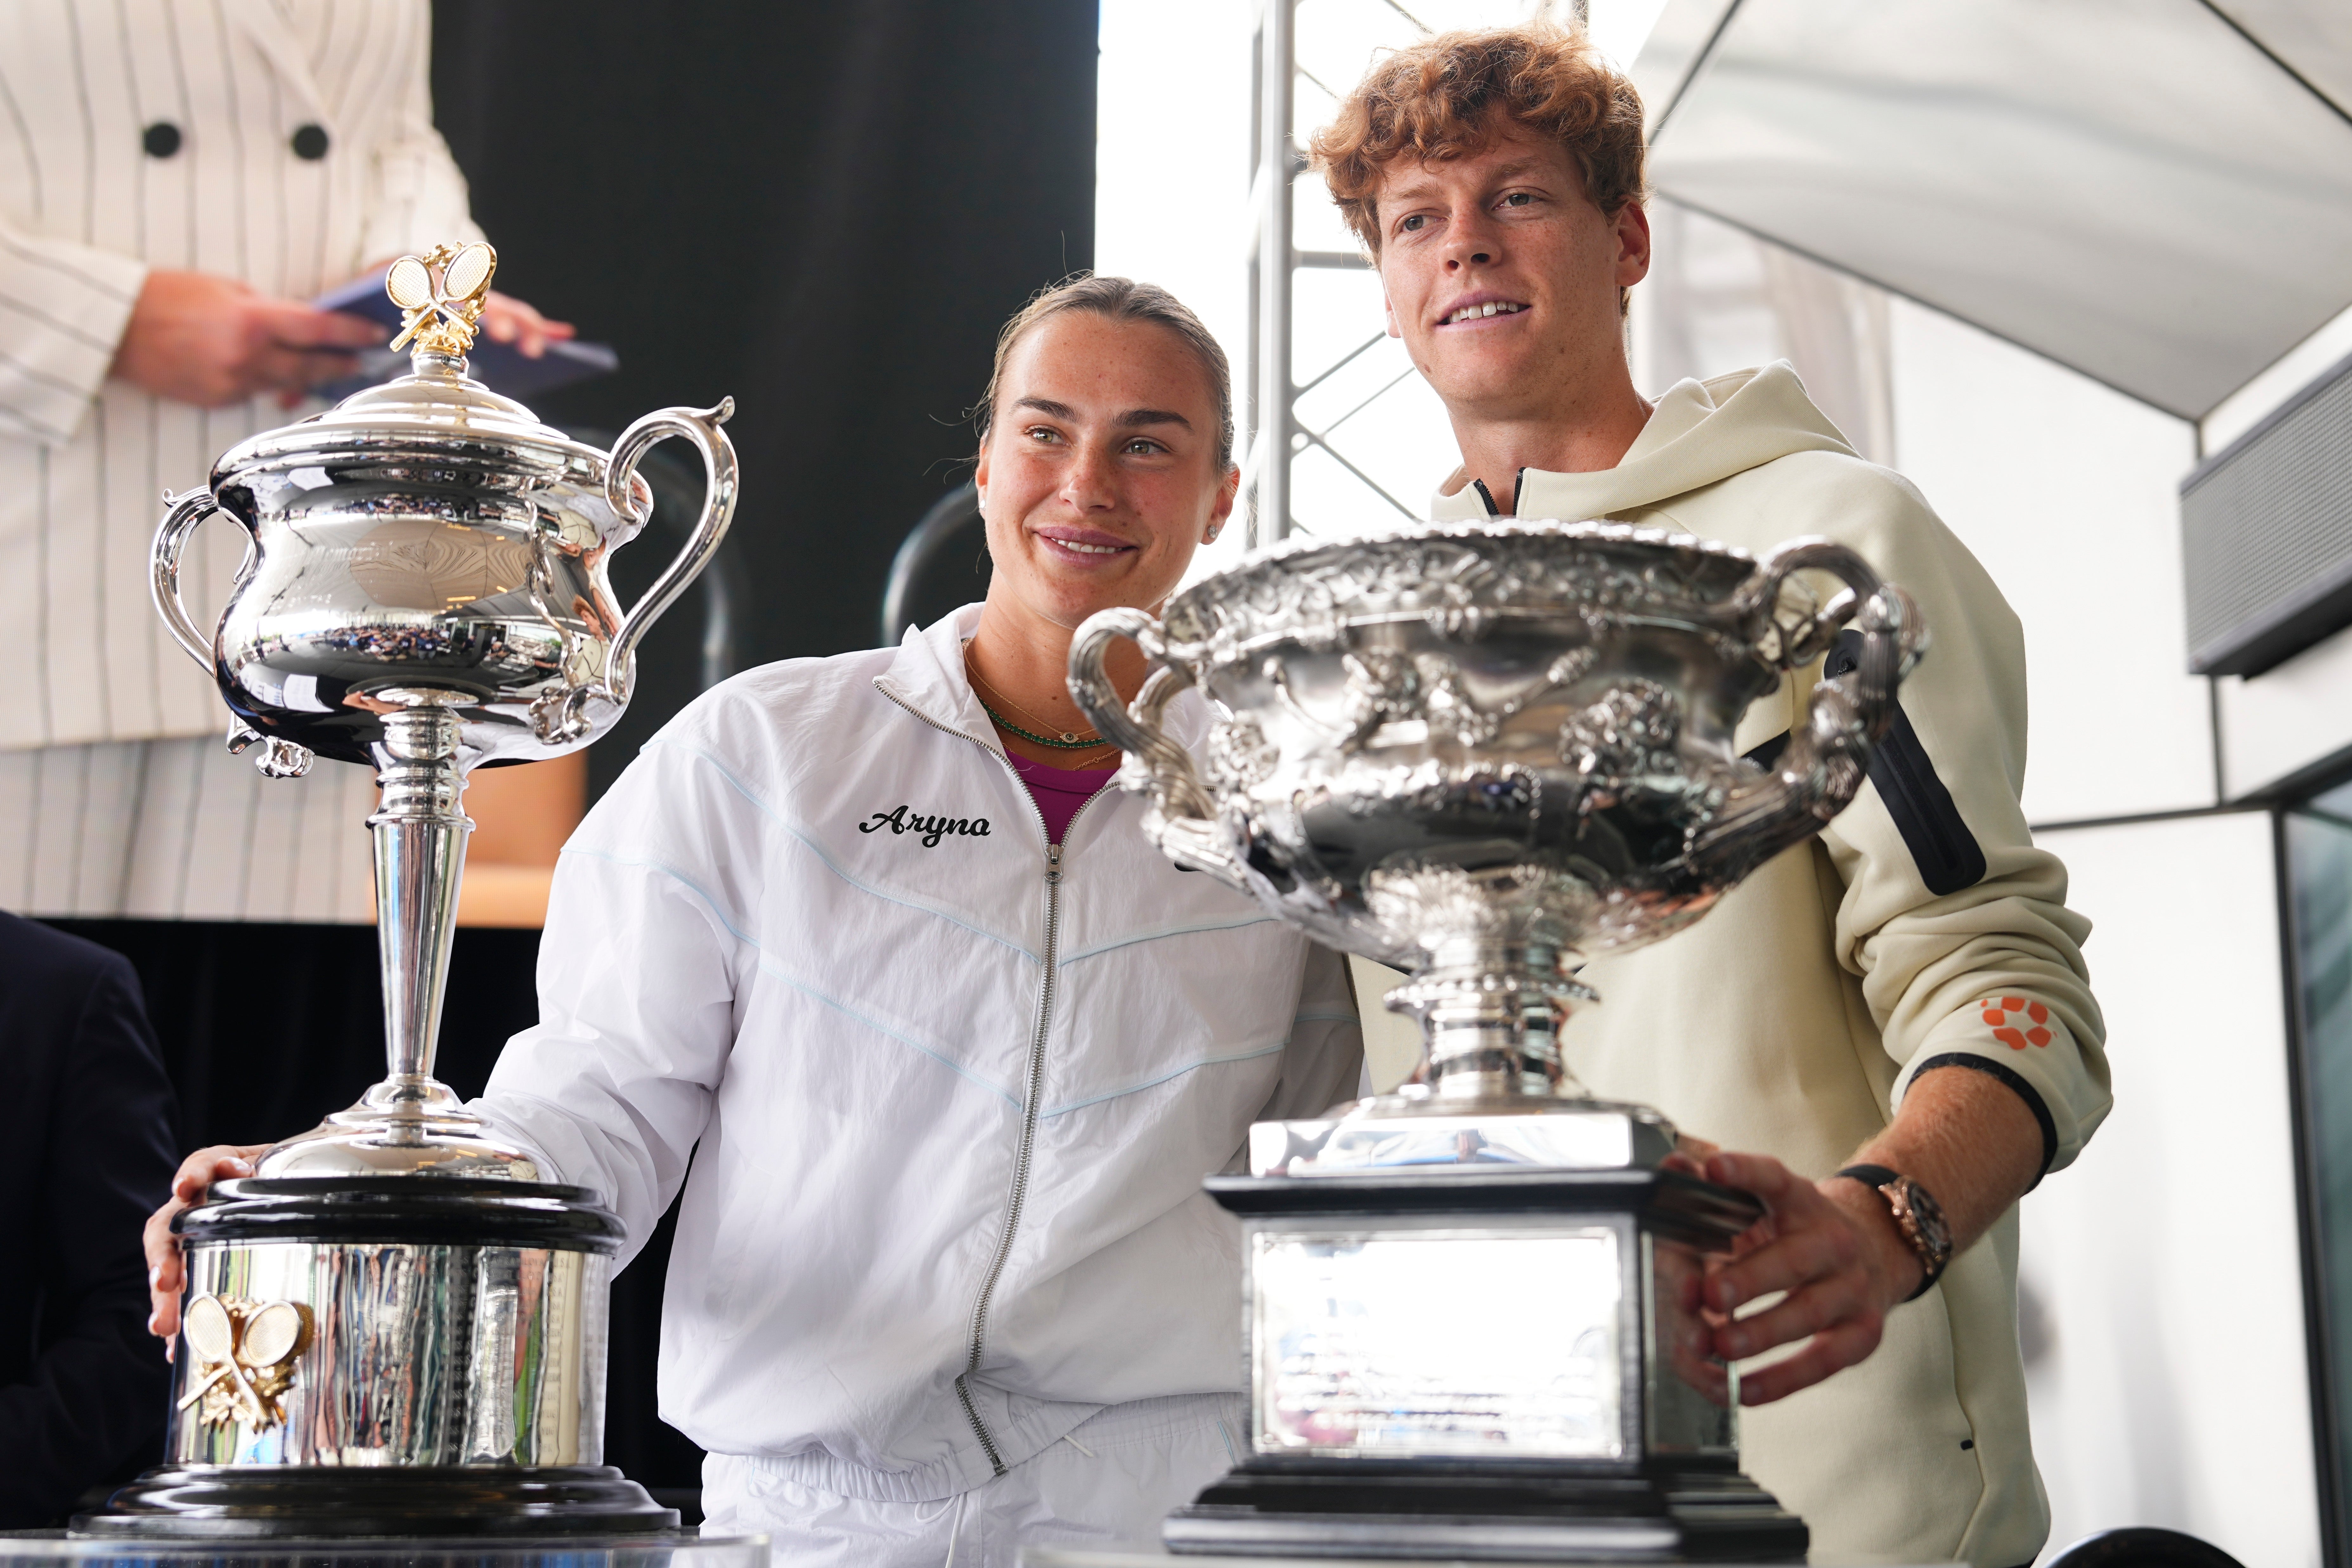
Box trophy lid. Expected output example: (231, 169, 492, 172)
(209, 243, 602, 490)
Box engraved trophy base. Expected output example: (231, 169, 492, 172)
(74, 1465, 678, 1539)
(82, 1177, 674, 1539)
(1164, 1150, 1806, 1563)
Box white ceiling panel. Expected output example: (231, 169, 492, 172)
(1640, 0, 2352, 418)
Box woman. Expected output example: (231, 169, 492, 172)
(146, 277, 1364, 1565)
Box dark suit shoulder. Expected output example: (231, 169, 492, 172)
(0, 913, 138, 998)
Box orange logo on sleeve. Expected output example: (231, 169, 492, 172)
(1979, 996, 2052, 1050)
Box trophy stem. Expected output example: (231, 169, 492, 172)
(1385, 937, 1597, 1102)
(368, 697, 471, 1099)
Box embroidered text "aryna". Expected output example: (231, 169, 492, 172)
(860, 805, 992, 848)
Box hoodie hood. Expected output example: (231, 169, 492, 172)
(1431, 361, 1858, 522)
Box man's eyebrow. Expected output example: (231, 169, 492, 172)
(1384, 156, 1551, 205)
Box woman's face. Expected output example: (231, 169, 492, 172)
(974, 312, 1236, 632)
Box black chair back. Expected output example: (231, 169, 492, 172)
(2045, 1528, 2249, 1568)
(881, 482, 987, 645)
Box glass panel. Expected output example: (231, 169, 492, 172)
(2287, 777, 2352, 1526)
(1250, 1226, 1625, 1459)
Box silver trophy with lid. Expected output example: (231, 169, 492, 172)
(82, 244, 738, 1537)
(1070, 522, 1925, 1560)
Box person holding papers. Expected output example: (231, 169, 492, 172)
(0, 0, 567, 922)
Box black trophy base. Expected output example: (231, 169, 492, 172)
(1164, 1460, 1807, 1562)
(73, 1464, 681, 1539)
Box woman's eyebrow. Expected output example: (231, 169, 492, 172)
(1119, 408, 1191, 429)
(1014, 396, 1077, 418)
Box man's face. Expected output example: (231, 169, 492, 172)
(1370, 120, 1651, 420)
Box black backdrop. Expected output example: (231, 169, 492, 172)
(55, 0, 1096, 1511)
(429, 0, 1099, 799)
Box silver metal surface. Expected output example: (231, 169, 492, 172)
(169, 1238, 608, 1468)
(149, 336, 739, 1178)
(1241, 1215, 1735, 1463)
(1255, 0, 1294, 542)
(1069, 520, 1924, 1121)
(1637, 0, 2352, 419)
(1023, 1544, 1965, 1567)
(1248, 1105, 1674, 1177)
(1251, 1227, 1625, 1459)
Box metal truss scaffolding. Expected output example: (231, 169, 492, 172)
(1243, 0, 1584, 547)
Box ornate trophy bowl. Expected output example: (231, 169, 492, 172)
(80, 245, 736, 1538)
(1069, 521, 1925, 1560)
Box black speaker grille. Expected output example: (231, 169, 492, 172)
(2183, 350, 2352, 677)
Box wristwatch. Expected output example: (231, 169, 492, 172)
(1836, 1164, 1953, 1302)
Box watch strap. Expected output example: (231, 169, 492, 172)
(1834, 1164, 1947, 1301)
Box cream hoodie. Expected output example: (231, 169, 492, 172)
(1398, 363, 2109, 1567)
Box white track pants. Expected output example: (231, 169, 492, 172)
(702, 1394, 1245, 1568)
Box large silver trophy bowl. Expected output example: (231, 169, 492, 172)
(82, 244, 737, 1538)
(1069, 521, 1925, 1560)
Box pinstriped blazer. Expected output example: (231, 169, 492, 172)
(0, 0, 483, 753)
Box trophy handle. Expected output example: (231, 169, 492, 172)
(1067, 608, 1250, 887)
(598, 398, 741, 706)
(152, 489, 222, 671)
(1688, 539, 1929, 882)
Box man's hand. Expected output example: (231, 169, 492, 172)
(1664, 1065, 2047, 1406)
(110, 270, 383, 409)
(478, 290, 574, 359)
(1690, 1151, 1920, 1406)
(144, 1144, 271, 1348)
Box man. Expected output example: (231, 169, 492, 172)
(0, 912, 179, 1524)
(1311, 24, 2109, 1568)
(0, 0, 568, 923)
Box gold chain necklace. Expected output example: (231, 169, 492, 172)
(964, 648, 1104, 747)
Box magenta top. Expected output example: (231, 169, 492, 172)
(1005, 751, 1118, 845)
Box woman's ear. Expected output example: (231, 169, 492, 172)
(1205, 462, 1240, 542)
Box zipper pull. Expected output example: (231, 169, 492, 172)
(1045, 843, 1063, 885)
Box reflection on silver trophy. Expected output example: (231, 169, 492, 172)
(1070, 521, 1925, 1559)
(82, 243, 738, 1537)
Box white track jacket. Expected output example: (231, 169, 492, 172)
(475, 606, 1365, 1501)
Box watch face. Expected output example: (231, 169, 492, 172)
(1904, 1179, 1954, 1265)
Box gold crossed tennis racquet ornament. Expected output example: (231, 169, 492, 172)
(178, 1294, 311, 1431)
(386, 241, 498, 357)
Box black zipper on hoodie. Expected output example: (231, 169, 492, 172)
(1468, 468, 1529, 517)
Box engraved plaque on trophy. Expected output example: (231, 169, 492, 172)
(1069, 522, 1927, 1560)
(79, 244, 738, 1538)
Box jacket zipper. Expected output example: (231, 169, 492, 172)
(873, 677, 1110, 1475)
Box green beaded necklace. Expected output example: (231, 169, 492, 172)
(976, 698, 1111, 752)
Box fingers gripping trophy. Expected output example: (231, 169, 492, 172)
(81, 244, 738, 1537)
(1069, 523, 1927, 1561)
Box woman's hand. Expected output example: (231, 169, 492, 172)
(145, 1144, 271, 1349)
(477, 291, 575, 359)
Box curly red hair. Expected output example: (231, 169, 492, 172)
(1309, 22, 1647, 255)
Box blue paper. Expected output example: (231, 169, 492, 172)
(309, 267, 618, 402)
